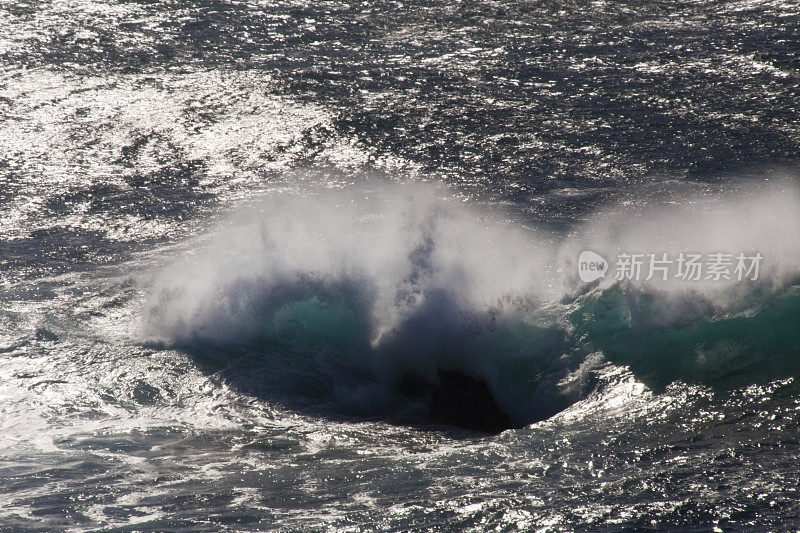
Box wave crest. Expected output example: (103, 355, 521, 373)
(144, 180, 800, 430)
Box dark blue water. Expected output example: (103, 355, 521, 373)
(1, 0, 800, 530)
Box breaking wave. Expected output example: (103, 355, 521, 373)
(144, 180, 800, 431)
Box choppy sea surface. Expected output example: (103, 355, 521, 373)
(2, 0, 800, 530)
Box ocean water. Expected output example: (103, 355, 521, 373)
(2, 0, 800, 530)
